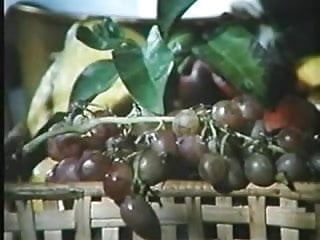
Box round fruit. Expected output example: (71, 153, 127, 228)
(198, 152, 229, 185)
(91, 110, 119, 142)
(150, 129, 178, 157)
(120, 195, 161, 240)
(47, 133, 84, 161)
(172, 109, 200, 137)
(244, 153, 275, 187)
(250, 120, 266, 138)
(309, 152, 320, 179)
(46, 158, 80, 183)
(212, 100, 246, 130)
(78, 150, 112, 181)
(103, 162, 133, 203)
(105, 134, 136, 157)
(177, 135, 206, 167)
(276, 127, 306, 152)
(212, 72, 238, 99)
(134, 150, 167, 186)
(233, 95, 264, 120)
(176, 60, 222, 108)
(276, 153, 310, 181)
(263, 95, 318, 133)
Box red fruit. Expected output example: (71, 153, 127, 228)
(263, 95, 318, 133)
(46, 158, 80, 183)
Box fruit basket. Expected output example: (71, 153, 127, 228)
(4, 1, 320, 240)
(4, 181, 320, 240)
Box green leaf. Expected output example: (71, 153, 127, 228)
(157, 0, 197, 37)
(76, 17, 124, 50)
(70, 60, 119, 104)
(33, 112, 67, 138)
(192, 26, 268, 103)
(112, 26, 174, 114)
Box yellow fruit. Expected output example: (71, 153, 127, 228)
(296, 56, 320, 93)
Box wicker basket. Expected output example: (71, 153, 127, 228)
(4, 181, 320, 240)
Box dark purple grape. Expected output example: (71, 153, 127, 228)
(105, 134, 136, 157)
(47, 133, 84, 161)
(120, 195, 161, 240)
(172, 109, 200, 137)
(232, 95, 264, 121)
(150, 129, 179, 157)
(103, 162, 133, 203)
(198, 152, 229, 185)
(250, 120, 266, 138)
(276, 153, 310, 181)
(212, 100, 246, 131)
(134, 150, 167, 186)
(309, 152, 320, 179)
(78, 150, 112, 181)
(276, 127, 306, 152)
(244, 153, 275, 187)
(46, 157, 80, 183)
(91, 110, 119, 142)
(177, 135, 207, 167)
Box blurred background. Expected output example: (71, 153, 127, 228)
(4, 0, 234, 134)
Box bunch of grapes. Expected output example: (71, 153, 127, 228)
(44, 93, 319, 240)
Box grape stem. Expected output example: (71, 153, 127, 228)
(21, 115, 285, 158)
(22, 116, 174, 157)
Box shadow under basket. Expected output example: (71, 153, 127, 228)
(4, 181, 320, 240)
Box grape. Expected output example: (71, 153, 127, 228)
(78, 150, 112, 181)
(177, 135, 207, 167)
(105, 134, 136, 157)
(309, 152, 320, 179)
(212, 100, 246, 131)
(276, 127, 306, 152)
(120, 195, 161, 240)
(244, 153, 275, 187)
(47, 133, 84, 161)
(232, 95, 264, 121)
(150, 129, 178, 157)
(91, 110, 119, 142)
(172, 109, 200, 137)
(198, 152, 229, 185)
(46, 158, 80, 183)
(276, 153, 310, 181)
(103, 162, 133, 203)
(134, 150, 167, 186)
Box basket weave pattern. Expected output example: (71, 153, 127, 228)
(4, 181, 320, 240)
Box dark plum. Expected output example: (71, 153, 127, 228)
(120, 195, 161, 240)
